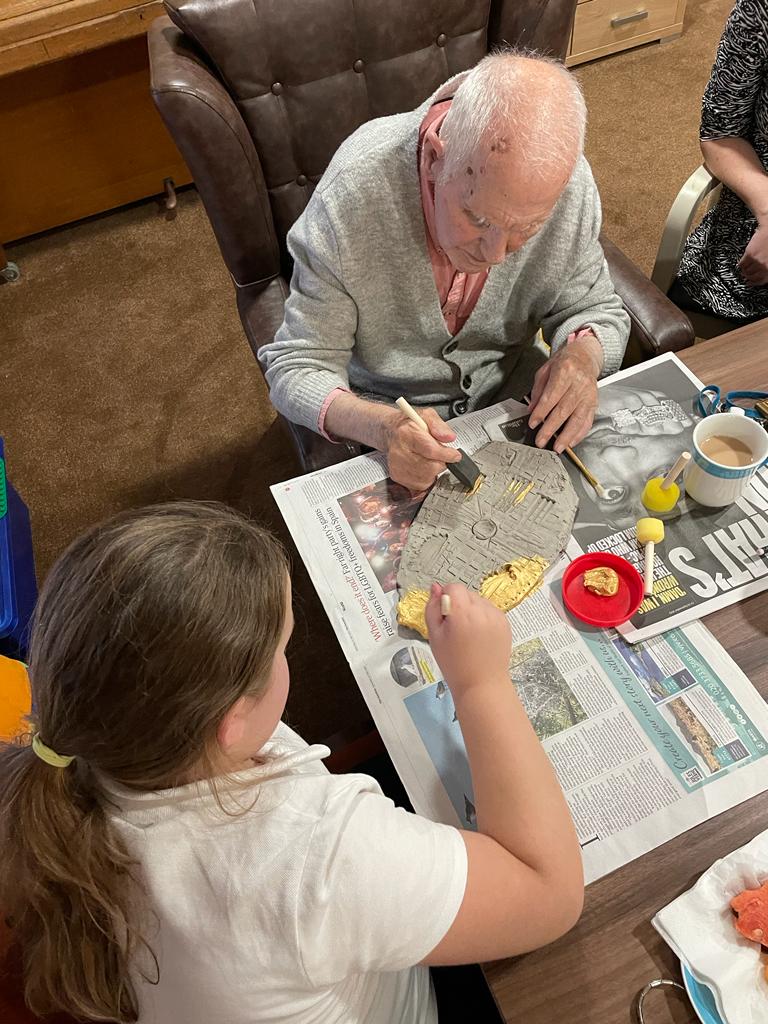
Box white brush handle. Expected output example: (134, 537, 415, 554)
(396, 397, 429, 432)
(661, 451, 691, 490)
(440, 594, 452, 617)
(643, 541, 655, 597)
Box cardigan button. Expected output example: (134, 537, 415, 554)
(353, 59, 365, 73)
(451, 398, 468, 416)
(271, 82, 283, 95)
(296, 174, 308, 186)
(436, 33, 447, 47)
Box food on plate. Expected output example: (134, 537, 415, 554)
(731, 881, 768, 981)
(732, 881, 768, 948)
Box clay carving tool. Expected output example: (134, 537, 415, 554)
(642, 452, 691, 513)
(440, 593, 452, 616)
(636, 517, 664, 597)
(395, 397, 483, 491)
(522, 395, 606, 499)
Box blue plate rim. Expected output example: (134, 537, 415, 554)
(682, 964, 727, 1024)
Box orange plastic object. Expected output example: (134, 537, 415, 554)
(732, 881, 768, 948)
(0, 654, 31, 741)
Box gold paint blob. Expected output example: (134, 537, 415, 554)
(583, 566, 619, 596)
(479, 556, 549, 611)
(396, 588, 431, 639)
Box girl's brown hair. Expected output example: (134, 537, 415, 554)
(0, 501, 289, 1022)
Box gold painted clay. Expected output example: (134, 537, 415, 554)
(479, 556, 549, 611)
(505, 479, 534, 506)
(513, 481, 534, 506)
(396, 588, 431, 639)
(397, 558, 548, 637)
(464, 474, 485, 499)
(583, 567, 619, 596)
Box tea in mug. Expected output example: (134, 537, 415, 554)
(699, 433, 754, 468)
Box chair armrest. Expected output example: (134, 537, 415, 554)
(237, 280, 364, 474)
(147, 17, 280, 288)
(601, 236, 695, 366)
(651, 165, 721, 295)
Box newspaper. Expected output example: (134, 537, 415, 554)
(272, 360, 768, 884)
(492, 353, 768, 643)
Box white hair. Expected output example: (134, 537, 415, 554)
(438, 51, 587, 181)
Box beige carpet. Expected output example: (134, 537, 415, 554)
(576, 0, 730, 273)
(1, 0, 732, 742)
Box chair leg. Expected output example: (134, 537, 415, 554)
(0, 244, 20, 284)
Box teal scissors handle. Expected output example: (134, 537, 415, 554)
(697, 385, 721, 417)
(697, 385, 768, 421)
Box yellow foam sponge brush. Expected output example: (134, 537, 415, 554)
(641, 453, 691, 513)
(637, 517, 664, 597)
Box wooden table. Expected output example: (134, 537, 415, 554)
(484, 323, 768, 1024)
(0, 0, 164, 76)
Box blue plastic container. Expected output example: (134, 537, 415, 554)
(0, 438, 37, 659)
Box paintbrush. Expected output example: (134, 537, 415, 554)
(522, 395, 606, 500)
(395, 397, 484, 491)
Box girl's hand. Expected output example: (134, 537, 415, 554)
(425, 583, 512, 693)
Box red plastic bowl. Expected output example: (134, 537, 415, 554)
(561, 553, 644, 628)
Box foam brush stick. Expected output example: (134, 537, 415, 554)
(636, 517, 665, 597)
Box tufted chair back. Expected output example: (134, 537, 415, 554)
(158, 0, 576, 283)
(149, 0, 694, 472)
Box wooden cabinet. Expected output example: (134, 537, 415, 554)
(0, 1, 190, 244)
(566, 0, 687, 66)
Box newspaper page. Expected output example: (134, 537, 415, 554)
(484, 352, 768, 643)
(272, 384, 768, 884)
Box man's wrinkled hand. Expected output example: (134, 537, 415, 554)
(386, 407, 461, 493)
(738, 223, 768, 287)
(528, 336, 602, 452)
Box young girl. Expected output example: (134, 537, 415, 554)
(0, 501, 583, 1024)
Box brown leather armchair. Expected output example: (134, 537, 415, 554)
(148, 0, 695, 473)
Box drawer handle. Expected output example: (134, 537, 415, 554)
(611, 9, 649, 26)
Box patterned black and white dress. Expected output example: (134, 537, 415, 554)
(677, 0, 768, 320)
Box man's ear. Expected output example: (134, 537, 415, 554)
(217, 695, 252, 754)
(422, 129, 445, 183)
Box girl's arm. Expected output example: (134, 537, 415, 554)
(421, 584, 583, 965)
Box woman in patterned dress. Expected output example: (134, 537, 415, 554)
(673, 0, 768, 323)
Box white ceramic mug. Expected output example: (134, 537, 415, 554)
(684, 410, 768, 507)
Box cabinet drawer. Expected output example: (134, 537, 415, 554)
(571, 0, 679, 56)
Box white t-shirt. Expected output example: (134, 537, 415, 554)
(102, 722, 467, 1024)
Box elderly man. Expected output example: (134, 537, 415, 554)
(259, 52, 630, 492)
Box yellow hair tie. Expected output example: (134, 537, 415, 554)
(32, 733, 74, 769)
